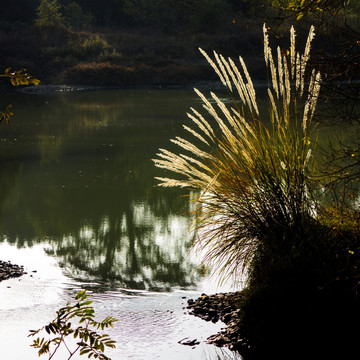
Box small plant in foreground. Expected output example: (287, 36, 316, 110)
(28, 290, 117, 360)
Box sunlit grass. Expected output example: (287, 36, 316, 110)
(153, 24, 322, 283)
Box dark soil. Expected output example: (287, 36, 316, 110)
(0, 260, 25, 281)
(186, 289, 360, 360)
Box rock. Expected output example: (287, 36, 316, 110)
(178, 337, 200, 346)
(0, 261, 26, 282)
(186, 291, 247, 352)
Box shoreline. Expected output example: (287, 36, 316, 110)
(2, 255, 358, 360)
(0, 80, 270, 95)
(186, 292, 250, 355)
(15, 82, 222, 94)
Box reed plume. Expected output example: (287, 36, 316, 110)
(153, 24, 321, 283)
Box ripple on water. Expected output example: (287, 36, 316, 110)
(0, 243, 242, 360)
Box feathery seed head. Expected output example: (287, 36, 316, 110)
(154, 24, 321, 282)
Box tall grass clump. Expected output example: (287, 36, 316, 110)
(153, 24, 322, 284)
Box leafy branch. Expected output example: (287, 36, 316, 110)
(28, 290, 118, 360)
(0, 68, 40, 125)
(0, 104, 14, 125)
(0, 68, 40, 87)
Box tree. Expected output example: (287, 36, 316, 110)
(63, 2, 93, 29)
(35, 0, 64, 30)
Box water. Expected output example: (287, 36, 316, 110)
(0, 88, 242, 359)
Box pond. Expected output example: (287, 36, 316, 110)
(0, 88, 243, 360)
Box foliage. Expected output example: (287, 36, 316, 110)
(0, 68, 40, 125)
(154, 24, 322, 282)
(0, 104, 14, 125)
(267, 0, 360, 215)
(28, 290, 117, 360)
(123, 0, 233, 32)
(74, 0, 124, 27)
(63, 2, 93, 30)
(35, 0, 63, 30)
(80, 35, 110, 56)
(0, 68, 40, 87)
(189, 0, 232, 33)
(0, 0, 266, 30)
(269, 0, 360, 19)
(271, 0, 326, 19)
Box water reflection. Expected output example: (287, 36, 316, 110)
(0, 89, 204, 291)
(44, 205, 200, 291)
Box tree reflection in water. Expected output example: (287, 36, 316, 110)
(0, 89, 205, 292)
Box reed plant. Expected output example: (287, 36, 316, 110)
(153, 24, 322, 284)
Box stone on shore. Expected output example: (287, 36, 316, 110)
(0, 260, 26, 281)
(186, 292, 250, 351)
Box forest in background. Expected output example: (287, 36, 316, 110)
(0, 0, 267, 86)
(2, 0, 357, 87)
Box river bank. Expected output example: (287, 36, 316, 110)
(187, 284, 360, 360)
(0, 242, 241, 360)
(2, 254, 359, 360)
(187, 292, 246, 349)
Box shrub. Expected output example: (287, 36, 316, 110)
(58, 62, 134, 85)
(35, 0, 63, 31)
(153, 24, 322, 283)
(81, 34, 110, 57)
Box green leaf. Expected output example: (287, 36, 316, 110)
(80, 301, 93, 306)
(75, 289, 87, 300)
(79, 347, 91, 355)
(3, 68, 40, 87)
(28, 289, 118, 359)
(106, 341, 116, 348)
